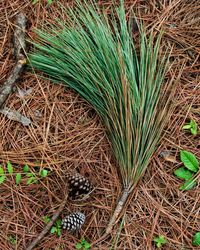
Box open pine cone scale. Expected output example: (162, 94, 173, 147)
(66, 172, 93, 200)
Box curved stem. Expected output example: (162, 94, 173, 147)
(26, 193, 68, 250)
(105, 188, 129, 234)
(92, 188, 130, 246)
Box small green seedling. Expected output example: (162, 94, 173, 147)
(25, 169, 49, 184)
(7, 161, 22, 185)
(26, 172, 38, 185)
(75, 238, 91, 250)
(7, 161, 13, 174)
(192, 232, 200, 246)
(0, 162, 49, 186)
(153, 235, 167, 248)
(43, 216, 62, 237)
(42, 215, 51, 224)
(180, 150, 199, 173)
(0, 166, 6, 184)
(50, 219, 62, 237)
(23, 164, 29, 173)
(15, 173, 22, 185)
(8, 235, 17, 245)
(182, 119, 198, 135)
(174, 167, 193, 180)
(33, 0, 53, 5)
(40, 169, 49, 178)
(174, 150, 199, 191)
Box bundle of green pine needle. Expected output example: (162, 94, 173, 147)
(29, 0, 174, 237)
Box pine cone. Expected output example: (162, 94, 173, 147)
(66, 171, 92, 199)
(61, 212, 85, 231)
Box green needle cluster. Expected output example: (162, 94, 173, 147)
(29, 0, 172, 193)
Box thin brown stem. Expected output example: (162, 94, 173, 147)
(26, 193, 68, 250)
(92, 188, 130, 246)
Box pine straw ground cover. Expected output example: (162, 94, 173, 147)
(0, 0, 199, 249)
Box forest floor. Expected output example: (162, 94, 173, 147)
(0, 0, 200, 249)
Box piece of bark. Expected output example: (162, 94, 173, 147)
(0, 13, 26, 108)
(16, 87, 33, 99)
(0, 107, 31, 126)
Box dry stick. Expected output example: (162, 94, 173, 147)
(92, 183, 138, 246)
(0, 13, 26, 108)
(26, 193, 68, 250)
(105, 188, 129, 234)
(92, 188, 130, 246)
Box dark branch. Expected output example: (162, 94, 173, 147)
(0, 13, 26, 108)
(26, 193, 68, 250)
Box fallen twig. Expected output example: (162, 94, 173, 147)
(0, 13, 26, 108)
(26, 192, 68, 250)
(13, 13, 26, 61)
(91, 187, 137, 246)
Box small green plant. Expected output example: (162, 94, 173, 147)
(7, 161, 13, 174)
(50, 219, 62, 237)
(153, 235, 167, 248)
(40, 169, 49, 178)
(192, 232, 200, 246)
(75, 238, 91, 250)
(0, 161, 49, 186)
(180, 150, 199, 173)
(42, 215, 51, 224)
(174, 167, 193, 180)
(174, 150, 199, 191)
(15, 173, 22, 185)
(8, 235, 17, 245)
(23, 164, 29, 173)
(0, 166, 6, 184)
(33, 0, 53, 5)
(26, 172, 38, 185)
(25, 166, 49, 184)
(182, 119, 198, 135)
(43, 216, 62, 237)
